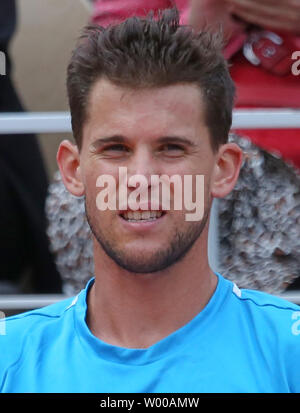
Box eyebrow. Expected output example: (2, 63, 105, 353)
(158, 136, 196, 147)
(90, 135, 125, 149)
(90, 135, 196, 149)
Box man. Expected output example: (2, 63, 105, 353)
(0, 9, 299, 393)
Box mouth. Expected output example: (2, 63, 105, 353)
(119, 210, 166, 222)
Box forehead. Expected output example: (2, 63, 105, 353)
(82, 78, 207, 143)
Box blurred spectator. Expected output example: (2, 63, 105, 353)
(190, 0, 300, 171)
(0, 0, 62, 293)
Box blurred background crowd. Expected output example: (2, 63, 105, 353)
(0, 0, 299, 298)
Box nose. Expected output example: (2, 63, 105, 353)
(127, 145, 158, 187)
(119, 145, 171, 211)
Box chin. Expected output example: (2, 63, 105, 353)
(113, 258, 174, 274)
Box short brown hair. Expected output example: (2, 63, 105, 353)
(67, 8, 235, 151)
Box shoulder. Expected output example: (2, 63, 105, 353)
(229, 282, 300, 391)
(232, 284, 300, 315)
(230, 282, 300, 330)
(234, 282, 298, 306)
(0, 295, 77, 391)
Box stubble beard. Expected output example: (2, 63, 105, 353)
(84, 197, 211, 274)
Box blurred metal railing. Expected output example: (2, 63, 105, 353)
(0, 109, 299, 312)
(0, 295, 67, 311)
(0, 109, 300, 134)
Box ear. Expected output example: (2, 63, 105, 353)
(56, 139, 85, 197)
(211, 142, 243, 198)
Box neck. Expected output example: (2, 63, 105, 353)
(86, 228, 218, 349)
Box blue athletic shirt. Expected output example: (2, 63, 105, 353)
(0, 272, 300, 393)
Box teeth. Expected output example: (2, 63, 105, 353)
(133, 212, 140, 220)
(122, 211, 163, 221)
(142, 211, 151, 219)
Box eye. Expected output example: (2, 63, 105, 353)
(101, 144, 131, 157)
(104, 144, 129, 152)
(159, 143, 185, 156)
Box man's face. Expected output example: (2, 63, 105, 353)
(79, 78, 216, 273)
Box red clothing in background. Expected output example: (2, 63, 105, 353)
(92, 0, 189, 27)
(226, 34, 300, 170)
